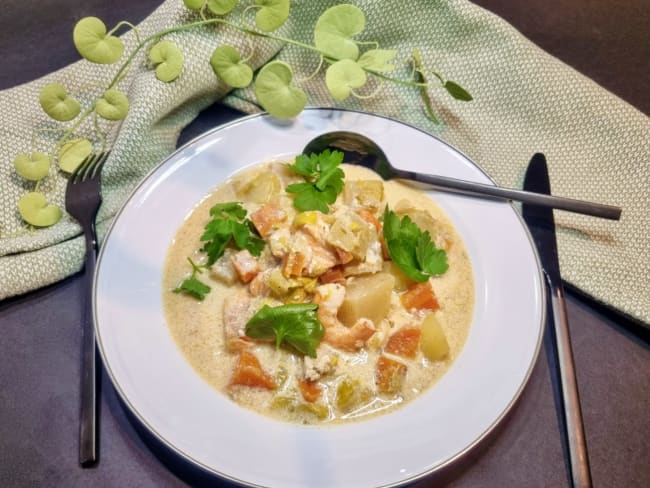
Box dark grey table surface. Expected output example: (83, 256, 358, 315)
(1, 1, 649, 487)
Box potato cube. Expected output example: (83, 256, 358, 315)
(233, 171, 281, 203)
(344, 180, 384, 209)
(382, 261, 414, 292)
(338, 272, 395, 327)
(420, 313, 449, 361)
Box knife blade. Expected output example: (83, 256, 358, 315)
(522, 153, 592, 488)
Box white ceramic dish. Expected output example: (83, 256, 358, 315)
(94, 108, 545, 488)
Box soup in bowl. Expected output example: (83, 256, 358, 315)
(163, 154, 474, 425)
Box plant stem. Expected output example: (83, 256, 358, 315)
(107, 16, 331, 91)
(411, 50, 439, 124)
(369, 70, 427, 88)
(219, 19, 323, 54)
(107, 18, 224, 89)
(51, 104, 96, 157)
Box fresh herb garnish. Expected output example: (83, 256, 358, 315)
(200, 202, 264, 266)
(173, 257, 211, 300)
(245, 303, 325, 358)
(382, 207, 448, 282)
(286, 149, 345, 213)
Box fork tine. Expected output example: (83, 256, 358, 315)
(88, 152, 108, 180)
(80, 153, 99, 181)
(69, 152, 108, 183)
(70, 153, 96, 184)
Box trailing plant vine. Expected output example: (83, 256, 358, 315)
(13, 0, 472, 228)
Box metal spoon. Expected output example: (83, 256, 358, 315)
(302, 131, 622, 220)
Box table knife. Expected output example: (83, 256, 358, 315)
(522, 153, 593, 488)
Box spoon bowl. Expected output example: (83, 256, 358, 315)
(302, 130, 621, 220)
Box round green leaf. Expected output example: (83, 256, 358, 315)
(96, 89, 130, 120)
(325, 59, 367, 100)
(357, 49, 397, 72)
(39, 83, 81, 121)
(14, 152, 51, 181)
(314, 4, 365, 61)
(254, 61, 307, 119)
(149, 41, 184, 82)
(207, 0, 238, 15)
(18, 192, 62, 227)
(183, 0, 205, 9)
(73, 17, 124, 64)
(58, 138, 93, 173)
(210, 45, 253, 88)
(254, 0, 290, 32)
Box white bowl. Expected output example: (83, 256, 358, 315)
(94, 108, 544, 488)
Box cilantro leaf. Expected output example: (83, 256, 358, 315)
(201, 218, 233, 264)
(386, 239, 429, 282)
(288, 153, 319, 178)
(200, 202, 264, 266)
(231, 221, 251, 248)
(315, 166, 344, 193)
(173, 258, 211, 300)
(317, 149, 344, 172)
(286, 183, 331, 213)
(416, 232, 448, 275)
(245, 303, 325, 358)
(382, 207, 448, 282)
(210, 201, 247, 219)
(285, 149, 345, 213)
(245, 233, 266, 257)
(173, 275, 211, 300)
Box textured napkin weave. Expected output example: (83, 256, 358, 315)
(0, 0, 648, 325)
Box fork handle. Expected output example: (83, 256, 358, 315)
(398, 169, 622, 220)
(79, 225, 98, 466)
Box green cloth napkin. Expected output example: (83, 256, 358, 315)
(1, 0, 648, 325)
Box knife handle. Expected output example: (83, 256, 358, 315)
(549, 280, 593, 488)
(406, 171, 622, 220)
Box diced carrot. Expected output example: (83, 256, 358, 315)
(385, 326, 421, 358)
(356, 208, 381, 232)
(335, 247, 354, 264)
(400, 281, 439, 311)
(319, 266, 346, 285)
(229, 350, 276, 390)
(282, 251, 306, 277)
(250, 202, 286, 237)
(298, 378, 322, 403)
(230, 249, 259, 283)
(375, 355, 407, 394)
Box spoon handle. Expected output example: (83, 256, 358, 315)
(400, 170, 622, 220)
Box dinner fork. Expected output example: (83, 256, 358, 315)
(65, 151, 108, 466)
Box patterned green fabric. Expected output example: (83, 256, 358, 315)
(1, 0, 648, 325)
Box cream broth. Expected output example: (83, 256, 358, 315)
(163, 163, 474, 424)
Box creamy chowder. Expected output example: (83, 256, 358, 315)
(163, 160, 474, 425)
